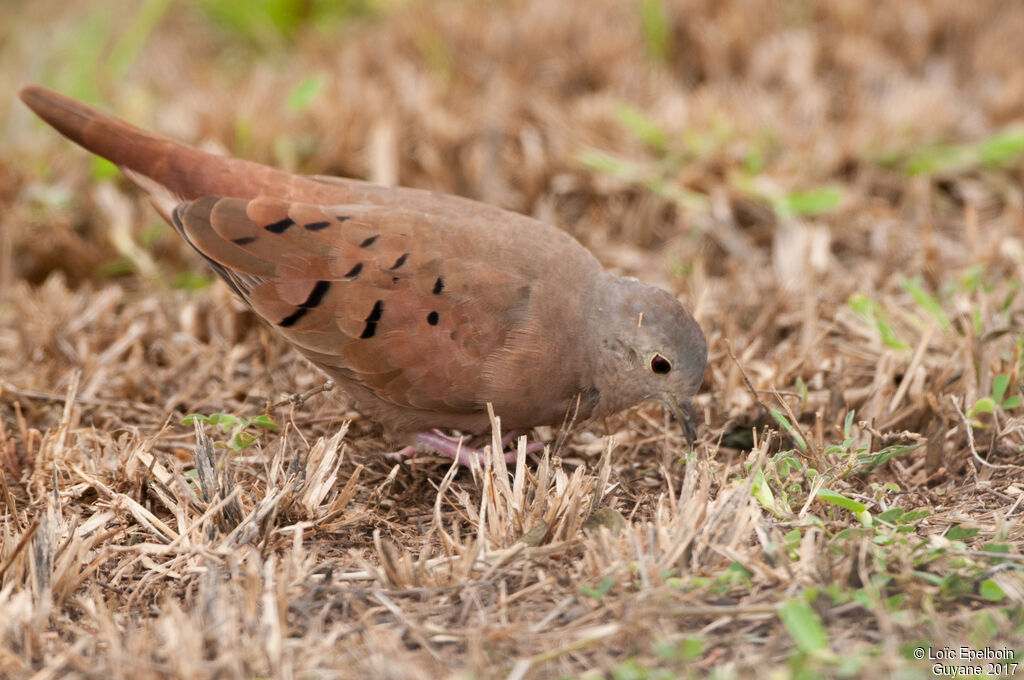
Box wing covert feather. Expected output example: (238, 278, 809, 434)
(173, 195, 537, 414)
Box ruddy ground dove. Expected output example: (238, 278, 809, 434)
(19, 85, 707, 464)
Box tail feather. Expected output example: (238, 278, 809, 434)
(18, 85, 295, 202)
(19, 86, 136, 154)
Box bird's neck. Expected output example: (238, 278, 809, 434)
(579, 274, 640, 418)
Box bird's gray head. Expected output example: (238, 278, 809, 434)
(587, 274, 707, 431)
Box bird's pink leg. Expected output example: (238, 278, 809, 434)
(383, 445, 417, 462)
(500, 429, 524, 447)
(385, 429, 547, 467)
(415, 429, 501, 467)
(504, 431, 549, 454)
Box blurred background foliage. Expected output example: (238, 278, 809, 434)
(4, 0, 1024, 290)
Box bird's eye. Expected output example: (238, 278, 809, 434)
(650, 354, 672, 375)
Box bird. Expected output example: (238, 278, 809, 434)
(18, 85, 707, 465)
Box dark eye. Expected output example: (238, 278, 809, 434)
(650, 354, 672, 375)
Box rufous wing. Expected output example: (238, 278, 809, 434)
(173, 195, 533, 414)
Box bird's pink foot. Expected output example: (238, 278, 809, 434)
(383, 445, 417, 462)
(385, 429, 547, 467)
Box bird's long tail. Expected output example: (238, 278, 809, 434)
(18, 85, 295, 203)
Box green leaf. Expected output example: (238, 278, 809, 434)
(779, 599, 828, 653)
(173, 271, 215, 290)
(198, 0, 310, 44)
(900, 276, 950, 330)
(856, 443, 922, 472)
(678, 637, 704, 660)
(640, 0, 670, 62)
(778, 186, 841, 218)
(968, 397, 996, 417)
(249, 414, 279, 430)
(796, 376, 808, 405)
(877, 324, 907, 350)
(961, 264, 985, 293)
(653, 637, 703, 661)
(848, 293, 873, 318)
(912, 570, 944, 586)
(206, 413, 238, 430)
(287, 74, 326, 112)
(901, 509, 931, 523)
(885, 593, 907, 611)
(771, 410, 806, 451)
(610, 659, 648, 680)
(773, 449, 803, 477)
(615, 105, 668, 152)
(976, 129, 1024, 167)
(842, 410, 855, 440)
(744, 146, 764, 175)
(946, 525, 980, 540)
(939, 572, 972, 597)
(993, 374, 1010, 404)
(95, 257, 136, 278)
(181, 414, 210, 425)
(231, 431, 258, 451)
(751, 469, 776, 512)
(139, 223, 166, 248)
(978, 579, 1006, 602)
(847, 294, 908, 349)
(580, 577, 615, 601)
(1001, 396, 1021, 410)
(816, 489, 867, 513)
(905, 145, 967, 176)
(982, 542, 1010, 554)
(577, 148, 639, 180)
(877, 508, 905, 524)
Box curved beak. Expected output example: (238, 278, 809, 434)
(665, 394, 699, 447)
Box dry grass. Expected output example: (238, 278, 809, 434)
(2, 0, 1024, 677)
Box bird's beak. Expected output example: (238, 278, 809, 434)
(665, 394, 699, 448)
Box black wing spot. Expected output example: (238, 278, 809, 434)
(432, 277, 444, 294)
(336, 215, 352, 223)
(301, 280, 331, 308)
(343, 263, 363, 279)
(360, 300, 384, 339)
(279, 308, 308, 327)
(359, 235, 378, 248)
(427, 311, 439, 325)
(391, 276, 400, 284)
(389, 253, 409, 270)
(277, 281, 331, 326)
(232, 236, 256, 245)
(265, 217, 295, 234)
(304, 221, 331, 231)
(365, 300, 383, 322)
